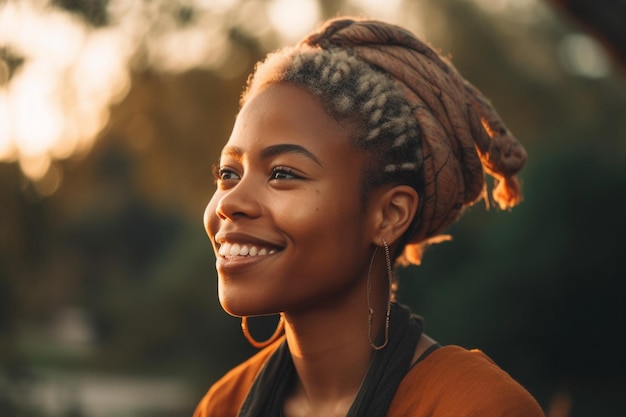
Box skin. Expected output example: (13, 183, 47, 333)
(204, 82, 435, 417)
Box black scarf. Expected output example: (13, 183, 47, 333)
(238, 303, 423, 417)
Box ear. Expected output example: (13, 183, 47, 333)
(368, 185, 419, 246)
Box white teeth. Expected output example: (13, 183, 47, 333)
(218, 242, 277, 257)
(219, 242, 232, 257)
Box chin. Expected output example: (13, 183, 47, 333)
(217, 279, 282, 317)
(217, 294, 244, 317)
(218, 294, 276, 318)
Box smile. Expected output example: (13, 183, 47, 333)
(218, 242, 279, 258)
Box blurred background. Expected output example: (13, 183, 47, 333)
(1, 0, 625, 416)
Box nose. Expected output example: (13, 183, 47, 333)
(213, 178, 262, 222)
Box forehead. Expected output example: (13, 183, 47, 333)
(224, 83, 358, 161)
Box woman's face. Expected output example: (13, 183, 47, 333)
(204, 83, 378, 317)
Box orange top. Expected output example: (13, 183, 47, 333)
(193, 341, 544, 417)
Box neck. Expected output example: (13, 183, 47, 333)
(282, 265, 389, 413)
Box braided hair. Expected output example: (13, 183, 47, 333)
(244, 46, 423, 207)
(240, 18, 526, 266)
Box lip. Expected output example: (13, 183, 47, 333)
(215, 252, 277, 274)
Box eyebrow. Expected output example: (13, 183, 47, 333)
(221, 144, 323, 167)
(222, 146, 243, 160)
(260, 144, 323, 167)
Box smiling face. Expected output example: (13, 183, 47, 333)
(204, 83, 377, 317)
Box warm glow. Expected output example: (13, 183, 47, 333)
(11, 65, 64, 159)
(0, 92, 13, 160)
(196, 0, 238, 13)
(0, 1, 130, 186)
(267, 0, 321, 42)
(0, 0, 257, 192)
(19, 154, 51, 182)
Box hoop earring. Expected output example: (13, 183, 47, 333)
(367, 238, 393, 350)
(241, 314, 285, 349)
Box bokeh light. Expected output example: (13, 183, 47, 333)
(267, 0, 321, 42)
(559, 33, 611, 78)
(0, 1, 129, 185)
(0, 0, 296, 191)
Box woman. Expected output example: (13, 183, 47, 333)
(196, 17, 544, 417)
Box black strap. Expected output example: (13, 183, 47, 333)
(238, 340, 293, 416)
(238, 303, 422, 417)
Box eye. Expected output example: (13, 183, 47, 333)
(212, 165, 240, 183)
(270, 166, 302, 180)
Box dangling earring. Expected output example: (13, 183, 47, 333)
(367, 238, 393, 350)
(241, 314, 285, 349)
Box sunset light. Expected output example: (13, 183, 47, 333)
(0, 0, 283, 189)
(0, 1, 130, 185)
(268, 0, 321, 42)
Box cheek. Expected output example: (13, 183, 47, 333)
(280, 190, 360, 241)
(203, 192, 220, 239)
(277, 190, 323, 223)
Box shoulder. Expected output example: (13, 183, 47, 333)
(192, 338, 283, 417)
(388, 345, 544, 417)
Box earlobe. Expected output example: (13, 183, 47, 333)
(371, 185, 419, 245)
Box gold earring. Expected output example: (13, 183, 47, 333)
(367, 238, 393, 350)
(241, 314, 285, 349)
